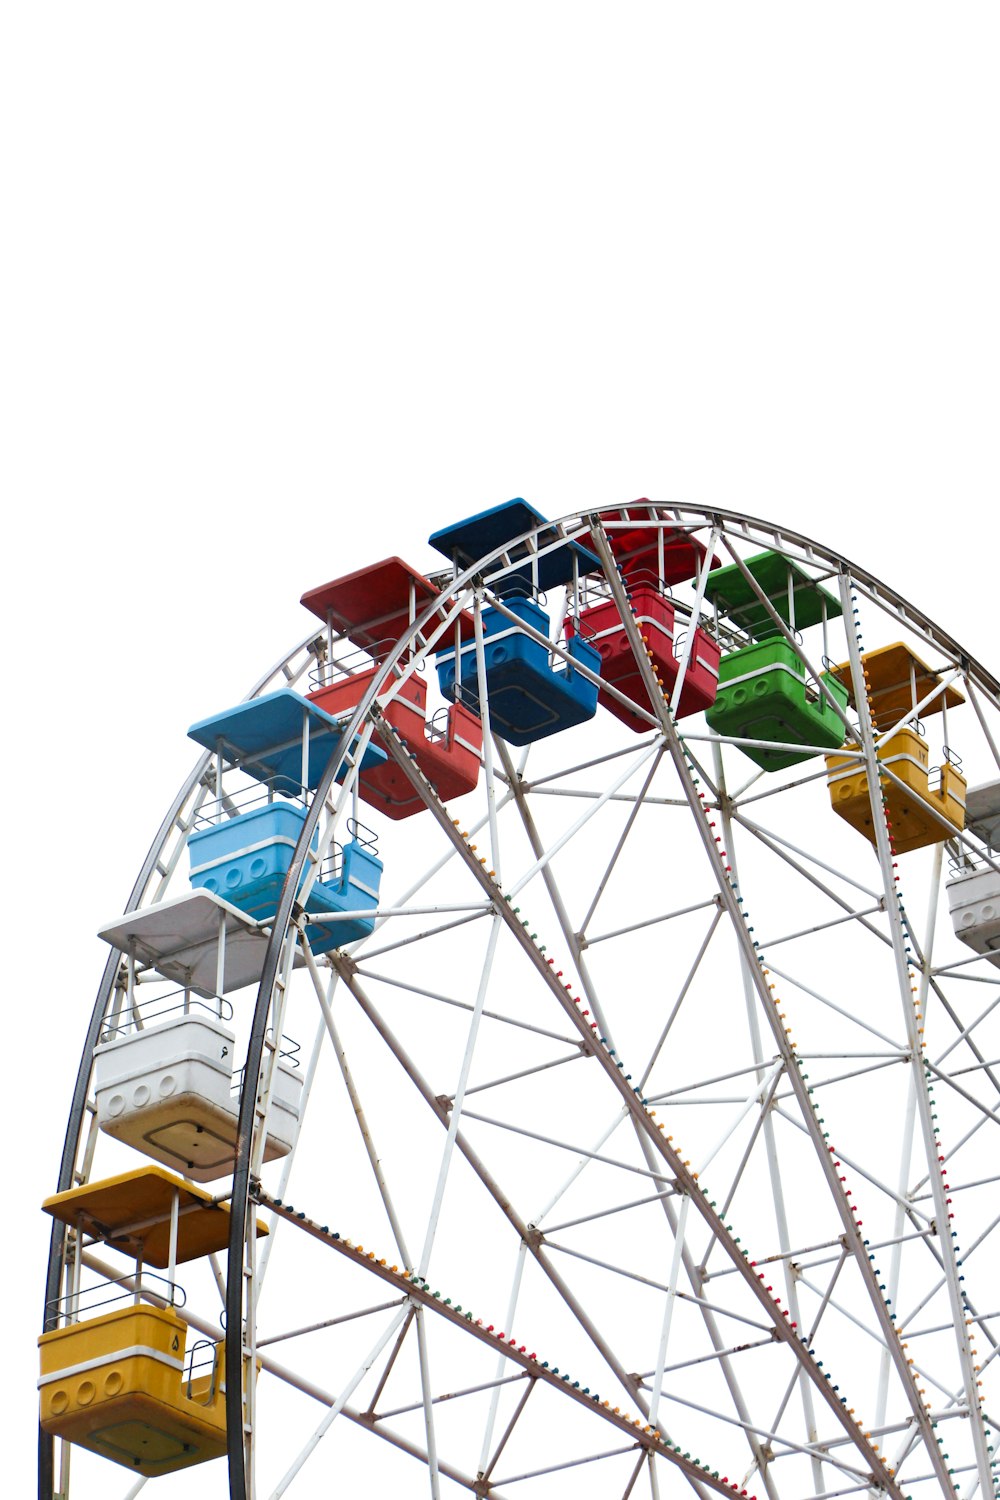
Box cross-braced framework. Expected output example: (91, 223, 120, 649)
(41, 506, 1000, 1500)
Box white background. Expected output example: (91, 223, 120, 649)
(3, 4, 998, 1493)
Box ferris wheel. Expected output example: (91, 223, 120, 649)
(39, 502, 1000, 1500)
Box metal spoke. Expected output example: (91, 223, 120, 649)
(479, 1376, 536, 1482)
(374, 1369, 526, 1423)
(354, 963, 581, 1045)
(577, 751, 665, 935)
(493, 1443, 643, 1488)
(267, 1306, 410, 1498)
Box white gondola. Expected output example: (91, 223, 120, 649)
(94, 890, 303, 1179)
(94, 1011, 302, 1181)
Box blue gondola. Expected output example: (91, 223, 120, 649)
(186, 689, 385, 948)
(429, 500, 602, 746)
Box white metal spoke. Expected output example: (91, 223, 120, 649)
(355, 963, 581, 1044)
(492, 1442, 644, 1489)
(479, 1376, 537, 1484)
(477, 1241, 528, 1478)
(459, 1107, 675, 1184)
(374, 1370, 526, 1423)
(303, 944, 412, 1267)
(506, 740, 662, 899)
(529, 1106, 632, 1225)
(268, 1305, 410, 1498)
(255, 1296, 407, 1350)
(577, 752, 665, 934)
(647, 1194, 689, 1427)
(414, 1307, 442, 1500)
(542, 1188, 678, 1237)
(255, 1010, 328, 1292)
(638, 908, 726, 1087)
(586, 894, 720, 949)
(418, 914, 503, 1276)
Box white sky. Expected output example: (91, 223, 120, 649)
(4, 4, 999, 1493)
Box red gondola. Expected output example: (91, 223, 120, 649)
(576, 582, 721, 729)
(302, 557, 482, 818)
(574, 513, 721, 730)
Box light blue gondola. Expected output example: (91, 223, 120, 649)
(186, 689, 385, 948)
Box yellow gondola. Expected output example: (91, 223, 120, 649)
(39, 1167, 266, 1475)
(825, 643, 967, 853)
(39, 1304, 225, 1476)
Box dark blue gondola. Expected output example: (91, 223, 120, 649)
(429, 500, 602, 746)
